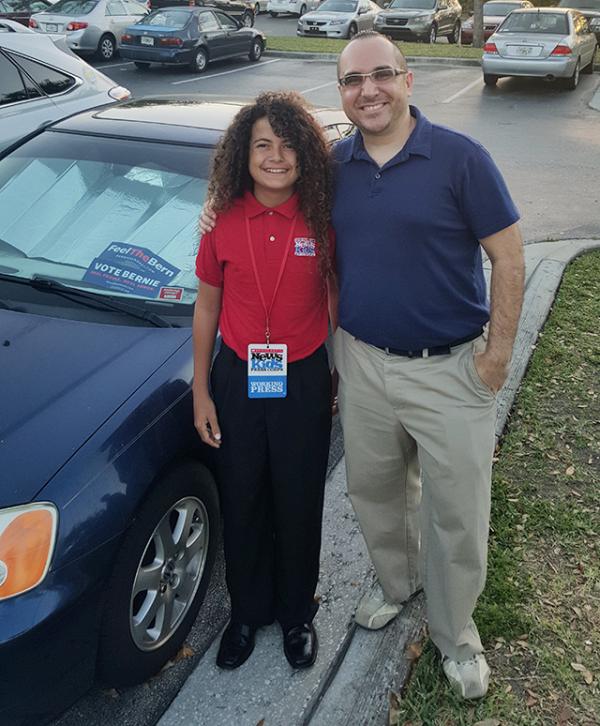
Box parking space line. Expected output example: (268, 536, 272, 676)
(301, 80, 338, 94)
(171, 58, 281, 85)
(97, 61, 134, 69)
(441, 77, 482, 104)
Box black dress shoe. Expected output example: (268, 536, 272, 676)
(282, 622, 318, 669)
(216, 622, 256, 669)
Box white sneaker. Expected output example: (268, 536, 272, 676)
(442, 653, 490, 700)
(354, 582, 400, 630)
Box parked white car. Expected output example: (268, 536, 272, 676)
(268, 0, 320, 17)
(0, 32, 130, 152)
(30, 0, 149, 61)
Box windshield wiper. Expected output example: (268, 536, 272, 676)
(0, 273, 176, 328)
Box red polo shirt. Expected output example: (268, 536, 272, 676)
(196, 191, 333, 363)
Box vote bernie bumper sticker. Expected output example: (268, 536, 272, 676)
(83, 243, 180, 299)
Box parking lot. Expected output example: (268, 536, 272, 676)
(89, 37, 600, 244)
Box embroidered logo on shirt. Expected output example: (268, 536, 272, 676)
(294, 238, 316, 257)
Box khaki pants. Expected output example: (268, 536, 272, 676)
(334, 327, 496, 660)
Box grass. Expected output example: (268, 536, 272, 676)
(265, 37, 600, 65)
(393, 250, 600, 726)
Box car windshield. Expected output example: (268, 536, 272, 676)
(389, 0, 435, 9)
(483, 2, 520, 16)
(0, 132, 212, 308)
(317, 0, 357, 12)
(497, 11, 569, 33)
(558, 0, 599, 8)
(40, 0, 97, 13)
(142, 9, 191, 26)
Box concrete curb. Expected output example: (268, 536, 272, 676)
(264, 49, 482, 66)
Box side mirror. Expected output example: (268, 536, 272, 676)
(383, 1, 390, 7)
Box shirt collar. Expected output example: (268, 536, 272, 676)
(337, 105, 432, 165)
(242, 190, 299, 219)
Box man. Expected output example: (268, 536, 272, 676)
(332, 31, 524, 699)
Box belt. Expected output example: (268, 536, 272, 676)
(373, 329, 483, 359)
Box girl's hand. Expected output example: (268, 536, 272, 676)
(331, 368, 339, 416)
(194, 392, 222, 448)
(199, 205, 218, 235)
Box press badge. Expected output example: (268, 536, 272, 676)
(247, 344, 288, 399)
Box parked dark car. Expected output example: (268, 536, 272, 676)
(558, 0, 600, 40)
(0, 0, 50, 26)
(0, 98, 351, 726)
(120, 6, 264, 71)
(374, 0, 461, 42)
(460, 0, 533, 45)
(149, 0, 255, 25)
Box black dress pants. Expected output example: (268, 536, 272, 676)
(210, 342, 331, 629)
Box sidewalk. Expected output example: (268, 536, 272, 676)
(160, 238, 599, 726)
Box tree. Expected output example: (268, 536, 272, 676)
(473, 0, 484, 47)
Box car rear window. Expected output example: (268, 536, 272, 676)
(144, 9, 190, 26)
(41, 0, 98, 14)
(498, 12, 569, 33)
(482, 2, 521, 16)
(558, 0, 599, 8)
(0, 132, 213, 305)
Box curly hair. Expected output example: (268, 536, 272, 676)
(207, 91, 333, 278)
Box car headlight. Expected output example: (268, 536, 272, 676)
(590, 18, 600, 27)
(0, 503, 58, 601)
(375, 14, 384, 23)
(328, 18, 345, 24)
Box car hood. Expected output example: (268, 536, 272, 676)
(0, 310, 190, 507)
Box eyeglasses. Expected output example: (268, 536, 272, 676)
(338, 67, 407, 88)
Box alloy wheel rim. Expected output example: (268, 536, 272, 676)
(129, 496, 209, 651)
(196, 51, 207, 70)
(253, 41, 261, 58)
(101, 39, 114, 58)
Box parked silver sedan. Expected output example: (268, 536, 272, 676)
(482, 7, 597, 89)
(0, 31, 130, 152)
(30, 0, 149, 61)
(297, 0, 380, 38)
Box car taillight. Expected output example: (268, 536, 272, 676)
(121, 33, 133, 42)
(66, 21, 88, 30)
(29, 18, 38, 27)
(550, 45, 572, 56)
(483, 42, 498, 54)
(159, 37, 184, 46)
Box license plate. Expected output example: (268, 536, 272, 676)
(141, 36, 154, 45)
(308, 25, 319, 31)
(507, 44, 541, 57)
(45, 23, 58, 31)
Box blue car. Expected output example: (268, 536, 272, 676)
(0, 99, 227, 724)
(119, 5, 265, 72)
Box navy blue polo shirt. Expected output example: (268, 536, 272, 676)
(332, 106, 520, 351)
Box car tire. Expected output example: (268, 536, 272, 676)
(254, 2, 260, 14)
(347, 22, 357, 39)
(427, 23, 437, 44)
(97, 34, 116, 61)
(190, 46, 208, 73)
(564, 59, 580, 90)
(582, 47, 596, 74)
(134, 61, 151, 70)
(483, 73, 498, 86)
(299, 3, 306, 14)
(448, 20, 460, 44)
(249, 37, 264, 61)
(241, 10, 254, 26)
(96, 461, 219, 687)
(269, 10, 278, 16)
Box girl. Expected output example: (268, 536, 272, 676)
(192, 91, 335, 670)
